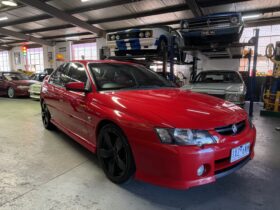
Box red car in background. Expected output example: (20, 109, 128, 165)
(41, 60, 256, 189)
(0, 72, 38, 98)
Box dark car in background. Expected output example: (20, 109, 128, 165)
(180, 12, 244, 46)
(0, 72, 38, 98)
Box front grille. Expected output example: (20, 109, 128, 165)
(107, 30, 152, 41)
(215, 156, 250, 176)
(215, 120, 246, 136)
(186, 15, 238, 31)
(208, 94, 225, 99)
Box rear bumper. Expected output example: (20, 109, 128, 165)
(129, 125, 256, 189)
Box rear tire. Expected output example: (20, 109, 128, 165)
(41, 101, 55, 130)
(7, 87, 15, 98)
(97, 124, 135, 184)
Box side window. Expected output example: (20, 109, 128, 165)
(49, 63, 70, 86)
(67, 63, 88, 83)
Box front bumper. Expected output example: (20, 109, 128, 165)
(129, 123, 256, 189)
(107, 38, 158, 51)
(29, 91, 40, 99)
(15, 88, 30, 96)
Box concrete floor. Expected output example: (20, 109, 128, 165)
(0, 98, 279, 210)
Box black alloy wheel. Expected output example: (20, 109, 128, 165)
(41, 101, 55, 130)
(97, 124, 135, 184)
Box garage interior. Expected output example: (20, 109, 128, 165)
(0, 0, 280, 209)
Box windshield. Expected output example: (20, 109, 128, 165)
(3, 73, 29, 81)
(88, 63, 174, 91)
(30, 73, 47, 82)
(194, 71, 242, 83)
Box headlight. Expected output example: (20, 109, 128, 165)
(182, 21, 189, 29)
(225, 93, 242, 102)
(116, 35, 120, 40)
(139, 32, 144, 38)
(110, 35, 116, 40)
(230, 16, 239, 24)
(17, 85, 29, 89)
(145, 31, 151, 38)
(155, 128, 217, 146)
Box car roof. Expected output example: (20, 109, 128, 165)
(71, 60, 138, 66)
(199, 70, 238, 73)
(0, 71, 20, 74)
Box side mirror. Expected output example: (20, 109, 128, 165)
(65, 82, 87, 92)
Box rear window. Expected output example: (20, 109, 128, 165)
(194, 71, 242, 83)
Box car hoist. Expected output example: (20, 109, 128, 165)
(262, 41, 280, 115)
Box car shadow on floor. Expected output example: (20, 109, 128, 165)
(51, 128, 257, 209)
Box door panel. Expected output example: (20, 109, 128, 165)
(62, 62, 91, 141)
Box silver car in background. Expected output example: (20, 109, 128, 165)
(182, 70, 246, 106)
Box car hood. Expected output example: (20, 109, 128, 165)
(182, 83, 244, 94)
(30, 82, 42, 87)
(11, 80, 39, 86)
(94, 88, 247, 129)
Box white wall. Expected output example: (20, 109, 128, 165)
(53, 41, 72, 69)
(43, 45, 55, 69)
(10, 46, 27, 71)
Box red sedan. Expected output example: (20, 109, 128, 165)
(0, 72, 38, 98)
(41, 60, 256, 189)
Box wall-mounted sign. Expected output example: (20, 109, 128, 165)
(14, 52, 21, 65)
(56, 53, 64, 61)
(48, 52, 53, 62)
(59, 47, 66, 53)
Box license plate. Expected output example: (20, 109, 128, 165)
(230, 142, 250, 163)
(201, 30, 215, 36)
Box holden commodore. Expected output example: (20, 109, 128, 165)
(0, 72, 38, 98)
(41, 60, 256, 189)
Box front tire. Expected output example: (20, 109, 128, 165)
(97, 124, 135, 184)
(7, 87, 15, 98)
(41, 101, 55, 130)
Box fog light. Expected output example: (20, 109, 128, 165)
(197, 165, 205, 176)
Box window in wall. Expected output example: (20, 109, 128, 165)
(0, 51, 10, 71)
(27, 47, 44, 72)
(239, 25, 280, 76)
(72, 42, 97, 60)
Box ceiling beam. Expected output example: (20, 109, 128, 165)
(1, 0, 247, 35)
(0, 28, 53, 46)
(185, 0, 203, 17)
(88, 3, 188, 25)
(245, 16, 280, 27)
(17, 0, 103, 36)
(198, 0, 250, 7)
(0, 0, 135, 28)
(0, 46, 12, 51)
(6, 3, 189, 36)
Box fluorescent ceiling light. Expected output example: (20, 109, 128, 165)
(65, 36, 80, 40)
(81, 0, 90, 2)
(242, 14, 261, 20)
(0, 16, 8, 21)
(1, 0, 18, 6)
